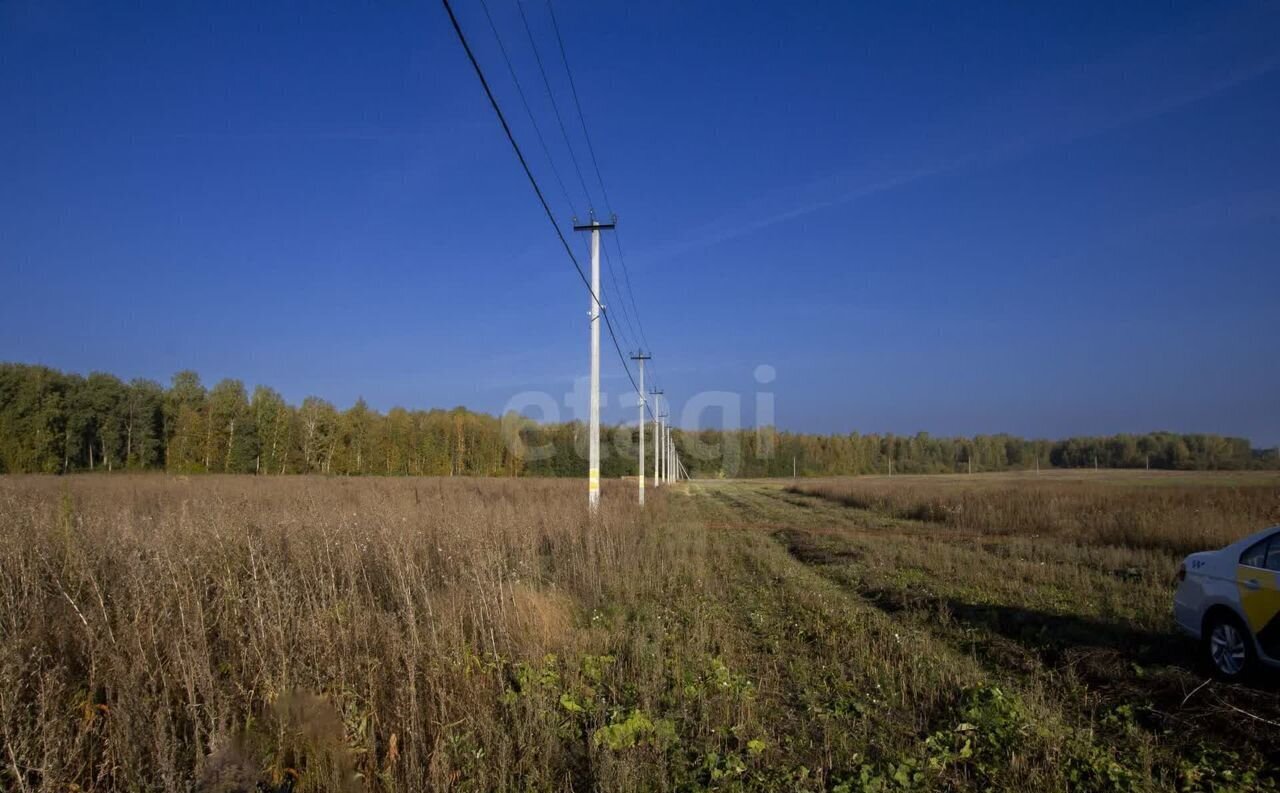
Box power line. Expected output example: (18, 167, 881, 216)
(477, 0, 575, 219)
(577, 234, 639, 355)
(515, 0, 596, 211)
(546, 0, 610, 210)
(601, 243, 641, 352)
(440, 0, 657, 423)
(544, 1, 653, 358)
(612, 231, 651, 352)
(523, 1, 661, 398)
(484, 0, 631, 355)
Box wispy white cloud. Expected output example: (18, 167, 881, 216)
(641, 7, 1280, 265)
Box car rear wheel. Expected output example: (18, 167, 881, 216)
(1203, 612, 1254, 679)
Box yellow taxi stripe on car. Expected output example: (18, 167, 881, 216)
(1236, 565, 1280, 633)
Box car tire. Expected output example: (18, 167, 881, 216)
(1201, 611, 1255, 680)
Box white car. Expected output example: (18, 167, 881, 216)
(1174, 525, 1280, 678)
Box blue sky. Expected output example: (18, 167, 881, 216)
(2, 1, 1278, 444)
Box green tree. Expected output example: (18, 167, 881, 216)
(340, 398, 374, 475)
(297, 396, 339, 473)
(123, 379, 165, 468)
(165, 370, 207, 472)
(207, 379, 255, 473)
(84, 372, 128, 471)
(252, 386, 291, 474)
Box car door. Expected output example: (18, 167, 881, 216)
(1237, 532, 1280, 659)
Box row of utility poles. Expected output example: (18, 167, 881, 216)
(444, 1, 677, 514)
(647, 383, 686, 487)
(578, 216, 684, 513)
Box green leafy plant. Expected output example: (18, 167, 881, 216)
(592, 710, 677, 752)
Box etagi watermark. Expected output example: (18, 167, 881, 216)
(499, 365, 778, 476)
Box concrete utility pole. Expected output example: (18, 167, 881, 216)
(668, 428, 674, 484)
(658, 410, 668, 487)
(650, 388, 663, 488)
(574, 215, 616, 513)
(666, 419, 672, 483)
(631, 352, 650, 506)
(673, 431, 679, 482)
(661, 418, 669, 484)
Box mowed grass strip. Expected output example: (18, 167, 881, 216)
(789, 470, 1280, 556)
(767, 476, 1280, 789)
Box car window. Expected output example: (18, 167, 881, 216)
(1267, 538, 1280, 572)
(1241, 537, 1269, 568)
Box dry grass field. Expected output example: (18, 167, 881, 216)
(2, 471, 1279, 791)
(787, 470, 1280, 556)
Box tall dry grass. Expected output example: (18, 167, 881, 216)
(0, 475, 687, 791)
(789, 471, 1280, 555)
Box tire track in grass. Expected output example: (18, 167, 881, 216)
(687, 484, 1141, 791)
(688, 489, 975, 787)
(750, 484, 1280, 788)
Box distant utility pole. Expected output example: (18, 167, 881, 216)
(672, 429, 678, 483)
(665, 427, 675, 483)
(663, 424, 670, 484)
(667, 422, 673, 484)
(650, 388, 663, 488)
(664, 416, 671, 483)
(574, 214, 616, 513)
(658, 409, 668, 487)
(792, 456, 796, 479)
(666, 426, 672, 484)
(631, 352, 650, 506)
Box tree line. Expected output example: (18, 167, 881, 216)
(717, 428, 1277, 477)
(1, 363, 1275, 477)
